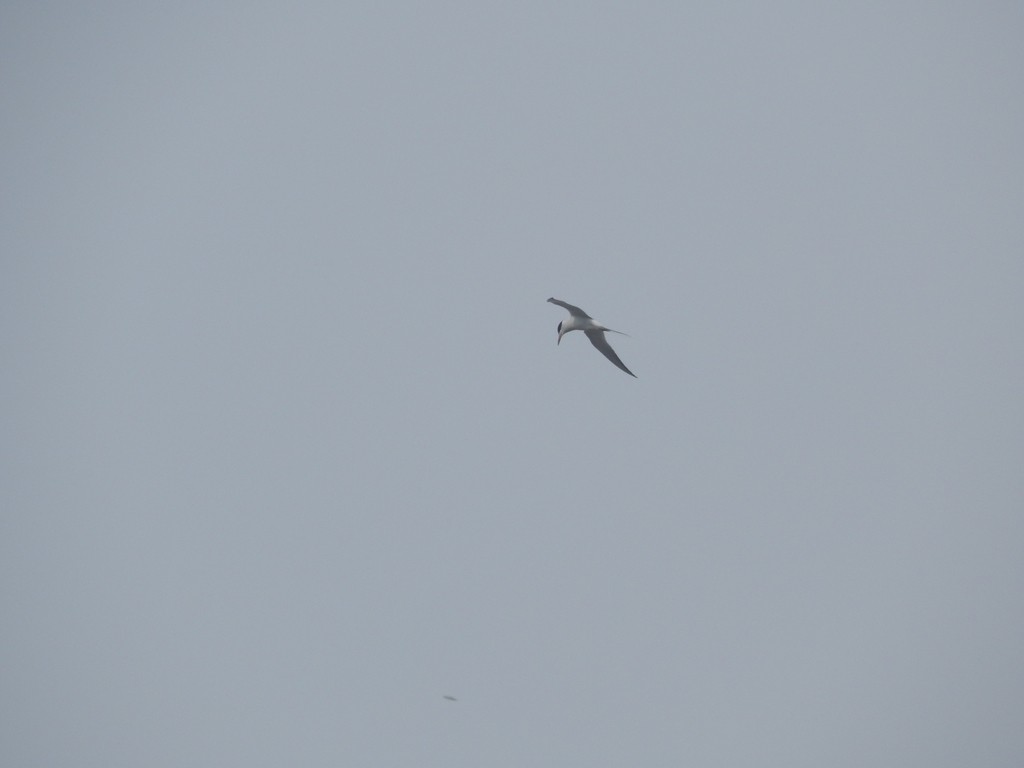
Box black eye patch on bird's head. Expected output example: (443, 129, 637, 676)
(557, 321, 562, 333)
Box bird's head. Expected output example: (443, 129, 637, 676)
(556, 321, 564, 344)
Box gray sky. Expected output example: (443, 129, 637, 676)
(3, 3, 1023, 766)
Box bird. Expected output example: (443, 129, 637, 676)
(547, 297, 636, 377)
(443, 695, 458, 702)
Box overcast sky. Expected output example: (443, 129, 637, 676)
(3, 3, 1023, 766)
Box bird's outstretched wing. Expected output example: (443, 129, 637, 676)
(547, 297, 591, 318)
(586, 330, 636, 377)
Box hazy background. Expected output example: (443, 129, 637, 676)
(3, 3, 1022, 766)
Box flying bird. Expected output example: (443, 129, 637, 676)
(547, 297, 636, 377)
(443, 695, 458, 702)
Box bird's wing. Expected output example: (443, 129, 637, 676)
(586, 330, 637, 377)
(547, 297, 591, 318)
